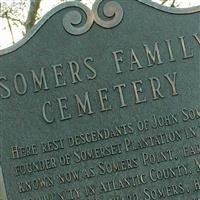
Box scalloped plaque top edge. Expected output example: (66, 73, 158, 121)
(0, 0, 199, 56)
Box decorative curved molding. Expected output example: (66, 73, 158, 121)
(0, 0, 199, 56)
(92, 0, 124, 29)
(62, 0, 124, 35)
(62, 2, 93, 35)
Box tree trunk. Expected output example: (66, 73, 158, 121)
(25, 0, 41, 33)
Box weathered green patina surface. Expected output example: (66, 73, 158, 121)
(0, 0, 200, 199)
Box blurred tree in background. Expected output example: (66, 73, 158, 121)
(0, 0, 81, 45)
(160, 0, 177, 7)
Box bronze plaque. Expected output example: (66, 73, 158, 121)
(0, 0, 200, 199)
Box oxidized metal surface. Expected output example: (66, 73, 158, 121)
(0, 0, 200, 200)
